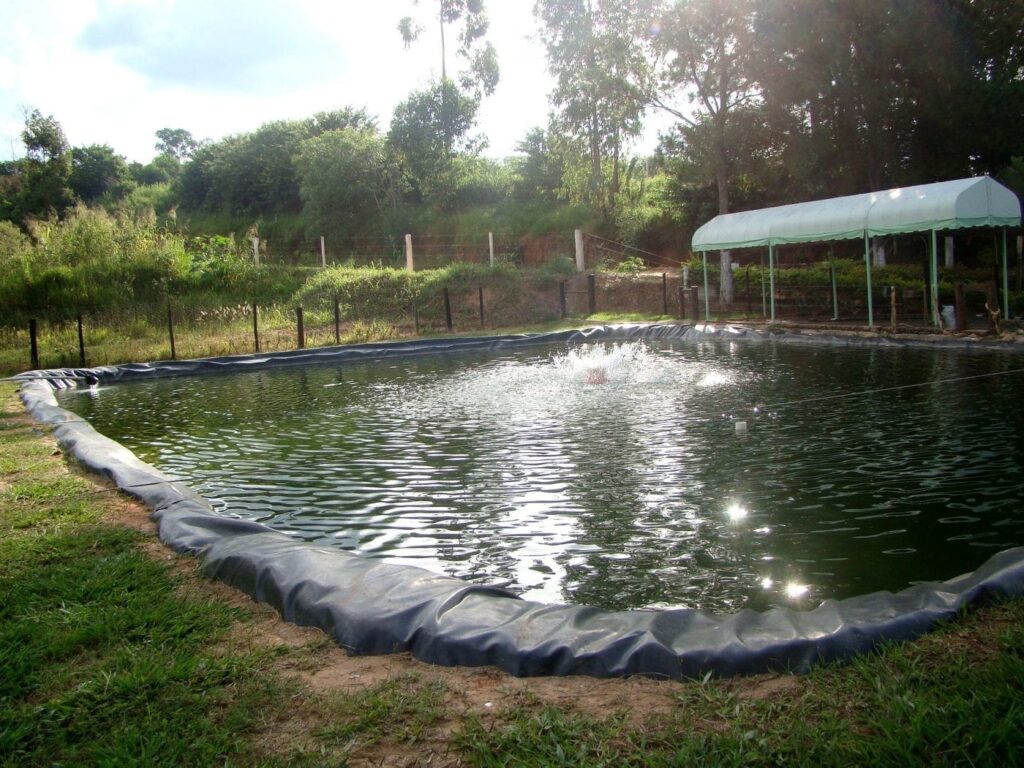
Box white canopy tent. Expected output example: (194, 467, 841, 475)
(691, 176, 1022, 327)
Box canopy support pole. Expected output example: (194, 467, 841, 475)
(1002, 228, 1010, 321)
(864, 233, 874, 328)
(930, 229, 940, 328)
(760, 252, 767, 317)
(702, 251, 710, 322)
(829, 245, 839, 320)
(768, 243, 776, 323)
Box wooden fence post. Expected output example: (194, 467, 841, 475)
(559, 281, 567, 318)
(252, 304, 260, 352)
(334, 295, 341, 345)
(29, 319, 39, 370)
(296, 306, 305, 349)
(77, 315, 86, 367)
(443, 287, 453, 332)
(478, 284, 485, 328)
(662, 272, 668, 315)
(166, 301, 176, 360)
(677, 285, 685, 319)
(587, 274, 597, 315)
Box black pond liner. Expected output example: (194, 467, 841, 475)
(15, 323, 1024, 679)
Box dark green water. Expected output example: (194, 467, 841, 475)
(59, 339, 1024, 613)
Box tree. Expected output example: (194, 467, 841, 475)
(155, 128, 199, 161)
(644, 0, 759, 302)
(17, 109, 74, 219)
(70, 145, 132, 203)
(535, 0, 649, 213)
(388, 80, 482, 207)
(512, 127, 567, 202)
(294, 129, 400, 239)
(398, 0, 500, 97)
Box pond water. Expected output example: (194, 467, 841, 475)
(59, 338, 1024, 613)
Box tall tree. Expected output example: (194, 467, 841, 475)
(388, 79, 481, 208)
(154, 128, 199, 161)
(70, 145, 132, 203)
(17, 109, 74, 219)
(644, 0, 759, 302)
(399, 0, 500, 97)
(535, 0, 648, 213)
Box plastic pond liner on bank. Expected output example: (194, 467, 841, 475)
(15, 324, 1024, 680)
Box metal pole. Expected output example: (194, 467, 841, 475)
(296, 306, 305, 349)
(587, 273, 596, 315)
(661, 272, 668, 315)
(768, 244, 776, 323)
(701, 251, 710, 322)
(1002, 228, 1010, 321)
(677, 285, 685, 319)
(930, 229, 940, 328)
(559, 281, 567, 318)
(864, 234, 874, 329)
(252, 303, 260, 352)
(77, 314, 86, 368)
(760, 252, 767, 317)
(166, 301, 176, 360)
(443, 287, 453, 331)
(829, 245, 839, 320)
(29, 319, 39, 370)
(478, 284, 485, 328)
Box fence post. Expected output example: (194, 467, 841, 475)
(77, 314, 86, 368)
(559, 281, 567, 318)
(890, 285, 898, 329)
(443, 287, 453, 331)
(677, 285, 685, 319)
(488, 232, 495, 267)
(412, 303, 420, 335)
(320, 236, 327, 268)
(29, 319, 39, 370)
(334, 295, 341, 345)
(954, 281, 967, 332)
(587, 273, 597, 315)
(405, 234, 414, 272)
(690, 286, 700, 324)
(661, 272, 668, 315)
(251, 237, 260, 266)
(166, 301, 176, 360)
(296, 306, 305, 349)
(478, 284, 485, 328)
(574, 229, 585, 272)
(252, 303, 260, 353)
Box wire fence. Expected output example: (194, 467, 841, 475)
(4, 269, 1017, 375)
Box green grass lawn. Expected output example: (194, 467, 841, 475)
(2, 381, 1022, 767)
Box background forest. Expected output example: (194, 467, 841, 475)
(1, 0, 1023, 320)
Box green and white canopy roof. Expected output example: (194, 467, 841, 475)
(692, 176, 1021, 252)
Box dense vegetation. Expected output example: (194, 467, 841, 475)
(1, 0, 1022, 325)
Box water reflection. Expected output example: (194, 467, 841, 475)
(59, 339, 1024, 613)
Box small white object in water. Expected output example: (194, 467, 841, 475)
(735, 420, 748, 435)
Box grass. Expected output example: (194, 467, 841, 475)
(2, 381, 1023, 766)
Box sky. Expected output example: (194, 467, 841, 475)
(0, 0, 673, 164)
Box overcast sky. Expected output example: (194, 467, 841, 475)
(0, 0, 672, 164)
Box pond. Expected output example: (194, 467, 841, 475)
(59, 338, 1024, 613)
